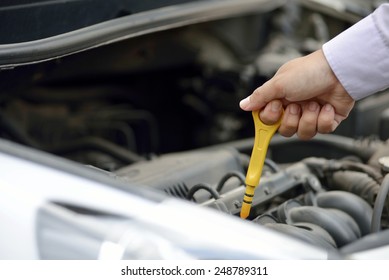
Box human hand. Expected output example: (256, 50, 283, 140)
(240, 49, 355, 140)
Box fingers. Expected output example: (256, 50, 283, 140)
(255, 100, 341, 140)
(317, 104, 336, 133)
(259, 100, 283, 125)
(296, 102, 320, 140)
(279, 102, 337, 139)
(278, 103, 301, 137)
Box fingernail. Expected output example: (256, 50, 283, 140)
(290, 104, 299, 115)
(308, 102, 318, 112)
(239, 96, 251, 110)
(324, 104, 333, 112)
(271, 101, 282, 112)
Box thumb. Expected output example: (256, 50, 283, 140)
(240, 80, 286, 111)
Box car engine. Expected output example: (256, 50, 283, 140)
(0, 0, 388, 258)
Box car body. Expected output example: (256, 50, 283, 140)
(0, 0, 388, 259)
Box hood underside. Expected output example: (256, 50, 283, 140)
(0, 0, 285, 67)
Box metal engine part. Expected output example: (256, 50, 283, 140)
(110, 136, 389, 256)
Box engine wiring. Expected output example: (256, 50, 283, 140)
(216, 171, 245, 193)
(186, 183, 221, 201)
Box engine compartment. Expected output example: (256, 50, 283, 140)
(110, 133, 389, 254)
(1, 2, 389, 257)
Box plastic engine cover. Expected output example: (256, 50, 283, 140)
(115, 148, 244, 203)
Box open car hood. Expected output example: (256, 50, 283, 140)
(0, 0, 285, 67)
(0, 0, 389, 260)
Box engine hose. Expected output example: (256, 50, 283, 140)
(264, 223, 337, 251)
(216, 171, 245, 193)
(330, 171, 379, 206)
(292, 223, 337, 248)
(186, 183, 220, 201)
(338, 160, 382, 183)
(208, 134, 380, 161)
(316, 191, 373, 236)
(303, 157, 382, 183)
(269, 134, 380, 162)
(238, 154, 280, 173)
(326, 209, 361, 240)
(340, 229, 389, 255)
(276, 199, 302, 224)
(371, 173, 389, 233)
(264, 158, 281, 173)
(289, 206, 360, 247)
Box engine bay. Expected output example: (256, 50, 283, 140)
(0, 1, 389, 258)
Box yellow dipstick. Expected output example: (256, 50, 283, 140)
(240, 110, 282, 219)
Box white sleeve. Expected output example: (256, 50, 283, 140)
(322, 4, 389, 100)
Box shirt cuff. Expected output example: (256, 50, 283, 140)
(322, 12, 389, 100)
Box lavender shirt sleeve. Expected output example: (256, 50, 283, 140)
(322, 4, 389, 100)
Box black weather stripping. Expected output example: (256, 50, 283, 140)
(0, 0, 285, 68)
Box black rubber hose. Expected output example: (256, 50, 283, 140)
(264, 158, 281, 173)
(341, 229, 389, 255)
(276, 199, 302, 224)
(269, 134, 380, 162)
(303, 157, 382, 183)
(289, 206, 360, 247)
(316, 191, 373, 236)
(339, 160, 382, 183)
(186, 183, 220, 201)
(237, 154, 280, 173)
(327, 209, 361, 239)
(371, 173, 389, 233)
(293, 222, 337, 248)
(264, 223, 337, 251)
(211, 134, 380, 163)
(330, 171, 380, 206)
(216, 171, 245, 193)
